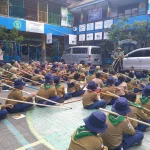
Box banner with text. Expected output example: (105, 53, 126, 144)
(69, 34, 77, 45)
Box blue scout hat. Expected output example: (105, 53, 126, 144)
(88, 62, 92, 66)
(89, 69, 95, 75)
(45, 73, 53, 83)
(142, 85, 150, 97)
(87, 81, 98, 91)
(53, 76, 60, 85)
(70, 67, 75, 73)
(112, 97, 131, 115)
(84, 111, 107, 133)
(136, 72, 142, 79)
(14, 78, 26, 88)
(34, 69, 40, 74)
(106, 76, 115, 86)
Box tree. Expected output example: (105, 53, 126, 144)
(108, 17, 149, 48)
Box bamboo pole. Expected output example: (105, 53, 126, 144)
(64, 99, 82, 104)
(99, 108, 150, 127)
(0, 97, 71, 109)
(106, 91, 150, 113)
(2, 83, 72, 109)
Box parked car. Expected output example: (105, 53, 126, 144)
(60, 46, 102, 65)
(123, 47, 150, 71)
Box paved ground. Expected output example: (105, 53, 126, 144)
(0, 84, 150, 150)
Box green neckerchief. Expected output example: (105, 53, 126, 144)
(128, 101, 143, 109)
(10, 73, 14, 78)
(78, 68, 81, 73)
(44, 83, 52, 90)
(108, 114, 125, 125)
(95, 69, 98, 73)
(55, 84, 61, 88)
(88, 74, 92, 77)
(74, 125, 95, 141)
(140, 96, 150, 104)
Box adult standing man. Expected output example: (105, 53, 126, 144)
(0, 42, 4, 64)
(112, 47, 124, 72)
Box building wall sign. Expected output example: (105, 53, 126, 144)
(88, 8, 102, 22)
(104, 19, 113, 29)
(26, 20, 44, 33)
(79, 34, 85, 41)
(95, 21, 103, 30)
(103, 32, 109, 39)
(87, 23, 94, 31)
(95, 32, 102, 40)
(69, 34, 77, 45)
(46, 33, 52, 44)
(79, 24, 86, 32)
(86, 33, 93, 41)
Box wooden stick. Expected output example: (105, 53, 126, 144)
(0, 97, 71, 109)
(64, 99, 82, 104)
(2, 83, 72, 109)
(99, 108, 150, 127)
(106, 91, 150, 113)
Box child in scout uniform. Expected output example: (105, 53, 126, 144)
(9, 67, 18, 81)
(6, 78, 35, 113)
(115, 75, 128, 97)
(95, 66, 101, 73)
(79, 68, 86, 81)
(0, 104, 13, 120)
(86, 69, 95, 83)
(142, 70, 149, 84)
(109, 71, 118, 81)
(68, 111, 108, 150)
(36, 73, 61, 105)
(136, 85, 150, 117)
(100, 77, 118, 105)
(102, 97, 144, 150)
(125, 92, 150, 132)
(92, 72, 104, 88)
(67, 73, 85, 98)
(82, 81, 106, 109)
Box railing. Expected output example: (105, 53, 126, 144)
(0, 5, 8, 16)
(48, 13, 61, 25)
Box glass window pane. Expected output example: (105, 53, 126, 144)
(91, 48, 101, 54)
(129, 50, 143, 57)
(72, 48, 88, 54)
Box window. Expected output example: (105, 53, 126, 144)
(129, 50, 144, 57)
(143, 50, 150, 57)
(91, 48, 101, 54)
(72, 48, 88, 54)
(64, 48, 71, 54)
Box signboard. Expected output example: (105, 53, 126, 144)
(46, 33, 52, 44)
(61, 7, 72, 27)
(87, 23, 94, 31)
(79, 24, 86, 32)
(104, 20, 113, 29)
(103, 32, 109, 39)
(69, 34, 77, 45)
(95, 21, 103, 30)
(88, 8, 102, 22)
(95, 32, 102, 40)
(79, 34, 85, 41)
(86, 33, 93, 41)
(26, 20, 44, 33)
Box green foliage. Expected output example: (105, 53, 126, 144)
(0, 25, 24, 43)
(108, 17, 149, 48)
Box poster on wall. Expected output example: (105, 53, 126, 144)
(88, 8, 102, 22)
(61, 7, 72, 27)
(95, 32, 102, 40)
(69, 34, 77, 45)
(79, 34, 85, 41)
(103, 32, 109, 40)
(95, 21, 103, 30)
(46, 33, 52, 44)
(26, 21, 44, 33)
(79, 24, 86, 32)
(138, 2, 146, 14)
(87, 23, 94, 31)
(104, 19, 113, 29)
(86, 33, 93, 41)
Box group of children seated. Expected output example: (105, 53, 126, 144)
(0, 61, 150, 150)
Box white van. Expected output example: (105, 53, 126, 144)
(60, 46, 102, 65)
(123, 47, 150, 71)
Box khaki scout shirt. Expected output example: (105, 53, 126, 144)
(86, 75, 95, 83)
(116, 82, 128, 96)
(7, 89, 32, 105)
(128, 106, 149, 128)
(68, 79, 81, 93)
(127, 80, 136, 92)
(37, 84, 57, 99)
(82, 90, 98, 107)
(102, 115, 135, 149)
(93, 78, 104, 88)
(68, 131, 108, 150)
(56, 85, 65, 98)
(136, 98, 150, 117)
(100, 86, 116, 104)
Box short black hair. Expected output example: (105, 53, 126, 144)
(109, 70, 116, 75)
(125, 92, 136, 102)
(128, 72, 134, 78)
(118, 75, 125, 82)
(119, 69, 126, 74)
(126, 69, 130, 74)
(96, 73, 102, 78)
(103, 69, 108, 73)
(143, 70, 148, 74)
(74, 73, 80, 80)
